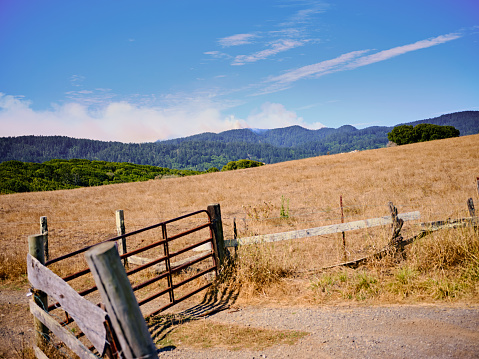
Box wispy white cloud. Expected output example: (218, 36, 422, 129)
(258, 32, 463, 94)
(295, 100, 339, 111)
(269, 27, 305, 39)
(65, 88, 116, 107)
(345, 32, 462, 70)
(70, 75, 85, 87)
(267, 50, 369, 84)
(204, 51, 231, 59)
(218, 33, 257, 47)
(232, 39, 306, 65)
(281, 2, 328, 26)
(210, 2, 323, 66)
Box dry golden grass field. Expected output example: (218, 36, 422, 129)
(1, 134, 479, 291)
(0, 134, 479, 357)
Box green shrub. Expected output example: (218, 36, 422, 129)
(221, 159, 264, 171)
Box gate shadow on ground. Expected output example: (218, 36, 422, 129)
(147, 280, 241, 353)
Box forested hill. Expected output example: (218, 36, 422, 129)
(395, 111, 479, 135)
(162, 125, 340, 147)
(1, 111, 478, 171)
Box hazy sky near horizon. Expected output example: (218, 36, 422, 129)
(1, 0, 478, 142)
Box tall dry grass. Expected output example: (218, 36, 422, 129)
(307, 226, 479, 303)
(1, 135, 478, 303)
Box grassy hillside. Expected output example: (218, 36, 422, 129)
(1, 134, 478, 305)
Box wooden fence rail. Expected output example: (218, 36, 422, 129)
(28, 234, 109, 358)
(28, 240, 158, 358)
(224, 210, 421, 247)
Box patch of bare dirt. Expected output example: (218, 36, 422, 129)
(0, 282, 33, 358)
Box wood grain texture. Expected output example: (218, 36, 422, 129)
(27, 254, 107, 355)
(30, 300, 99, 359)
(33, 346, 50, 359)
(85, 242, 157, 359)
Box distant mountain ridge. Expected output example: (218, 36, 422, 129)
(1, 111, 478, 171)
(162, 111, 479, 148)
(162, 124, 357, 148)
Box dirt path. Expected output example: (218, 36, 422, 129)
(158, 304, 479, 359)
(1, 284, 479, 358)
(0, 284, 33, 358)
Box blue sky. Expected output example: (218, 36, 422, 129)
(1, 0, 478, 142)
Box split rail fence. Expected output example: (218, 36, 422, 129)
(27, 197, 478, 358)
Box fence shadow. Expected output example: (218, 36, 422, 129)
(147, 264, 241, 353)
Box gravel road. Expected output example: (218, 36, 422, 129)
(2, 284, 478, 358)
(158, 304, 479, 359)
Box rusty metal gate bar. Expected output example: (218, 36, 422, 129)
(162, 223, 174, 304)
(45, 209, 218, 317)
(45, 209, 209, 266)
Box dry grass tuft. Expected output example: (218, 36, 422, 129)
(409, 227, 479, 272)
(232, 243, 296, 293)
(308, 227, 479, 303)
(0, 252, 27, 282)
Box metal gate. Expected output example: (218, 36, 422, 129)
(45, 208, 220, 321)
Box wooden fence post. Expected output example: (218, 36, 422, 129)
(85, 242, 157, 359)
(40, 216, 48, 262)
(28, 234, 49, 349)
(340, 195, 347, 261)
(388, 202, 405, 256)
(468, 198, 475, 218)
(115, 210, 128, 268)
(207, 203, 226, 266)
(233, 218, 237, 240)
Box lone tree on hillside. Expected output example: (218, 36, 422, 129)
(387, 123, 460, 145)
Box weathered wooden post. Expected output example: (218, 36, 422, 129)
(340, 196, 347, 261)
(85, 242, 157, 359)
(28, 234, 50, 349)
(233, 218, 237, 240)
(467, 198, 475, 218)
(388, 202, 405, 257)
(115, 210, 129, 268)
(207, 203, 226, 267)
(40, 216, 48, 261)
